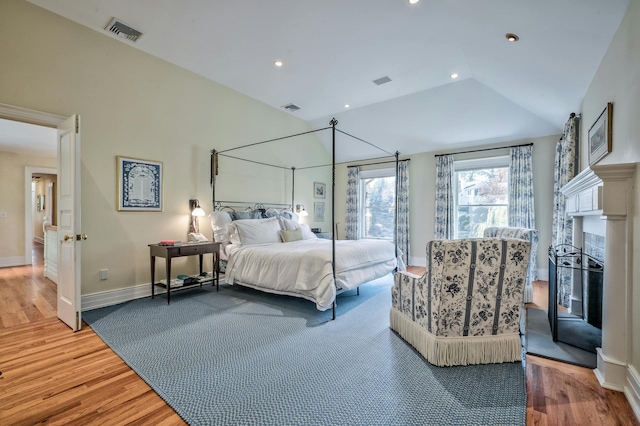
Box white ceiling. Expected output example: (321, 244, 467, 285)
(0, 118, 57, 158)
(3, 0, 630, 161)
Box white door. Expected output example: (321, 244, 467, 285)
(57, 114, 82, 331)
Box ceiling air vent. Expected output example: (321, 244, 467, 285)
(281, 103, 302, 112)
(105, 18, 143, 42)
(373, 76, 392, 85)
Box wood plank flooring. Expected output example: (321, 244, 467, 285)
(0, 256, 636, 425)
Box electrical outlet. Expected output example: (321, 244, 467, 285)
(100, 269, 108, 280)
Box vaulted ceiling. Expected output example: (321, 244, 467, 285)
(2, 1, 630, 161)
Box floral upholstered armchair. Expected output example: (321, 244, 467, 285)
(390, 238, 530, 366)
(483, 226, 538, 303)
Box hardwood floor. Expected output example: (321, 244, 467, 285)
(0, 259, 636, 424)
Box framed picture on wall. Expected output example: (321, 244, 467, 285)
(314, 202, 325, 221)
(117, 156, 163, 211)
(588, 102, 613, 166)
(314, 182, 326, 199)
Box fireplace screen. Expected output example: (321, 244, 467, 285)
(548, 244, 603, 353)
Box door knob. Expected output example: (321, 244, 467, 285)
(80, 234, 88, 240)
(64, 235, 74, 241)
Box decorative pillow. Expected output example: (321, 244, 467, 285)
(230, 210, 262, 220)
(280, 229, 303, 242)
(299, 223, 318, 240)
(264, 208, 280, 219)
(227, 218, 281, 245)
(209, 211, 232, 243)
(279, 217, 299, 231)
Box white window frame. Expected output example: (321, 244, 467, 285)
(358, 167, 396, 240)
(453, 156, 510, 239)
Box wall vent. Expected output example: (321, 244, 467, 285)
(373, 76, 392, 85)
(105, 18, 143, 42)
(281, 103, 302, 112)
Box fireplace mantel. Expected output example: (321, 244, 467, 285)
(560, 163, 636, 391)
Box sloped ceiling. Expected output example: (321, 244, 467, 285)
(4, 0, 630, 161)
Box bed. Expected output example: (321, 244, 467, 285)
(210, 210, 399, 311)
(210, 118, 405, 318)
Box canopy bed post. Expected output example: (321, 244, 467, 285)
(291, 167, 295, 210)
(211, 149, 217, 210)
(394, 151, 399, 262)
(330, 117, 338, 320)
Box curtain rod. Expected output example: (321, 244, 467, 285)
(434, 142, 533, 158)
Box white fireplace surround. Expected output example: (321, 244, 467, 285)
(560, 163, 636, 394)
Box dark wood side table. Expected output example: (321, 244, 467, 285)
(149, 241, 220, 304)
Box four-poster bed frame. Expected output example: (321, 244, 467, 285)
(210, 118, 401, 319)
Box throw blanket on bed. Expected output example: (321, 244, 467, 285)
(225, 239, 397, 310)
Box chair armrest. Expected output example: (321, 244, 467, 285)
(392, 271, 424, 315)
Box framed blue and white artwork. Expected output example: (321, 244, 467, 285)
(117, 156, 163, 211)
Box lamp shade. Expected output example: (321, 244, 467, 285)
(192, 206, 206, 217)
(299, 209, 309, 217)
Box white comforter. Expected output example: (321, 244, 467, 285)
(225, 239, 398, 311)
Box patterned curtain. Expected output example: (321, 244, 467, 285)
(434, 155, 455, 239)
(508, 145, 535, 229)
(508, 144, 537, 281)
(396, 160, 410, 264)
(345, 166, 360, 240)
(552, 114, 580, 306)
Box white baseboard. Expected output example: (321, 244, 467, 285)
(44, 260, 58, 284)
(0, 256, 27, 268)
(34, 236, 44, 244)
(81, 282, 165, 311)
(626, 365, 640, 422)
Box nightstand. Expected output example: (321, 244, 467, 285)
(149, 241, 220, 304)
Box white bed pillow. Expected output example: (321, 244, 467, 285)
(209, 211, 232, 243)
(227, 217, 282, 245)
(279, 217, 299, 231)
(299, 223, 318, 240)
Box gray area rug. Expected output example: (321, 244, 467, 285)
(83, 276, 526, 425)
(525, 307, 597, 369)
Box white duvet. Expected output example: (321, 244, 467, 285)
(225, 239, 398, 311)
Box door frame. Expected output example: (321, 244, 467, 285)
(0, 103, 67, 264)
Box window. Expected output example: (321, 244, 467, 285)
(359, 168, 395, 239)
(454, 156, 509, 239)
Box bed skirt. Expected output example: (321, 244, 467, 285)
(389, 307, 522, 366)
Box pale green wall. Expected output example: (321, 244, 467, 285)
(0, 1, 330, 294)
(580, 0, 640, 385)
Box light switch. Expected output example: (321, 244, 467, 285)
(100, 269, 108, 280)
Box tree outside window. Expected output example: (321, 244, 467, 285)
(455, 166, 508, 239)
(360, 172, 395, 239)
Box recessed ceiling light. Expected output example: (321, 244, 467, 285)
(505, 33, 519, 42)
(274, 60, 283, 67)
(450, 73, 459, 79)
(409, 0, 420, 4)
(344, 104, 350, 108)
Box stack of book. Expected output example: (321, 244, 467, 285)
(158, 240, 181, 246)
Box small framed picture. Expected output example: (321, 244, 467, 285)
(117, 156, 163, 211)
(588, 102, 613, 166)
(314, 182, 326, 199)
(314, 202, 325, 221)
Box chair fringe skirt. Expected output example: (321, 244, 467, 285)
(389, 307, 522, 366)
